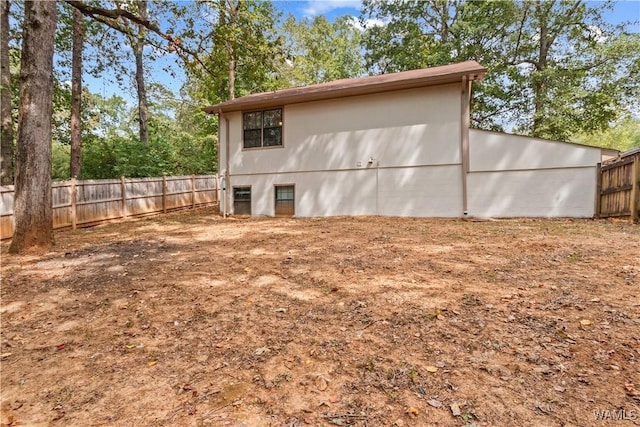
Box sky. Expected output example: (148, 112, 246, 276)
(83, 0, 640, 105)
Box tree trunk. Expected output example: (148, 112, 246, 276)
(9, 0, 57, 253)
(134, 0, 149, 144)
(0, 0, 13, 185)
(226, 0, 240, 101)
(228, 53, 235, 101)
(531, 4, 550, 138)
(70, 7, 83, 178)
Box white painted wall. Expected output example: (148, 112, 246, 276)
(469, 129, 601, 170)
(468, 169, 596, 217)
(221, 84, 463, 217)
(219, 91, 602, 218)
(468, 129, 601, 217)
(377, 166, 462, 217)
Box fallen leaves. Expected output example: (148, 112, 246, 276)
(427, 398, 442, 408)
(315, 375, 328, 391)
(625, 383, 640, 401)
(254, 347, 270, 355)
(450, 402, 462, 416)
(405, 407, 419, 416)
(2, 214, 639, 426)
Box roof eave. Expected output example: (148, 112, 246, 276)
(204, 63, 486, 114)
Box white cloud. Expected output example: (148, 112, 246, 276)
(345, 15, 385, 31)
(587, 25, 607, 43)
(301, 0, 362, 17)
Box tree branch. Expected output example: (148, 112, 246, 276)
(65, 0, 214, 75)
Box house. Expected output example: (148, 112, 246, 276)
(204, 61, 616, 218)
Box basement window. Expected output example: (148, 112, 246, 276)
(243, 108, 283, 149)
(275, 185, 294, 217)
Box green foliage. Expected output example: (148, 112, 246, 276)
(78, 90, 217, 180)
(52, 143, 70, 181)
(185, 0, 285, 104)
(280, 15, 365, 85)
(361, 0, 640, 141)
(572, 117, 640, 152)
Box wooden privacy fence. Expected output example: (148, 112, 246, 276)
(596, 150, 640, 223)
(1, 175, 219, 239)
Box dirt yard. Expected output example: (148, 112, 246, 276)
(1, 208, 639, 426)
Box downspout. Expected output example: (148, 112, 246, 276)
(225, 115, 231, 218)
(460, 75, 471, 216)
(216, 109, 224, 217)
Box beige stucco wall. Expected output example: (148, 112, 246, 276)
(218, 91, 602, 219)
(220, 84, 463, 217)
(469, 129, 602, 171)
(468, 129, 601, 217)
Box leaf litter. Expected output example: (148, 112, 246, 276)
(1, 209, 639, 426)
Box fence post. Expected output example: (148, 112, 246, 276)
(632, 155, 640, 224)
(162, 175, 167, 214)
(120, 176, 127, 218)
(70, 177, 77, 230)
(191, 174, 196, 209)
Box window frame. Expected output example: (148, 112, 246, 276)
(242, 108, 284, 150)
(233, 186, 252, 215)
(274, 184, 295, 217)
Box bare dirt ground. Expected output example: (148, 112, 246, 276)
(1, 208, 639, 427)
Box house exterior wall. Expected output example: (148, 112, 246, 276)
(220, 84, 463, 217)
(467, 129, 601, 217)
(218, 88, 604, 219)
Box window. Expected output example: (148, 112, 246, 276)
(243, 108, 283, 149)
(275, 185, 294, 217)
(233, 187, 251, 215)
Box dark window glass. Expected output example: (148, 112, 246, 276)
(243, 108, 283, 148)
(244, 129, 262, 148)
(263, 128, 282, 147)
(263, 109, 282, 128)
(234, 187, 251, 200)
(243, 112, 261, 130)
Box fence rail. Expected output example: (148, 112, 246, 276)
(1, 174, 219, 239)
(597, 151, 640, 223)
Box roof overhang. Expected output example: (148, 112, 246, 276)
(203, 61, 487, 114)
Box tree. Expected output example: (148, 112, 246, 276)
(281, 15, 365, 86)
(506, 1, 639, 139)
(133, 0, 149, 143)
(361, 0, 519, 131)
(113, 0, 151, 144)
(360, 0, 640, 141)
(187, 0, 284, 104)
(9, 0, 57, 253)
(573, 117, 640, 152)
(1, 0, 13, 185)
(70, 6, 83, 177)
(66, 0, 193, 145)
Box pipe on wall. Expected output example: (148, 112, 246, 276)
(460, 75, 471, 216)
(225, 115, 230, 217)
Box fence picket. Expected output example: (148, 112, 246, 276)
(0, 174, 219, 239)
(597, 152, 640, 223)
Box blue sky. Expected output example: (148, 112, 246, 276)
(84, 0, 640, 104)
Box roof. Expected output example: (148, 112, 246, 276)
(204, 61, 487, 114)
